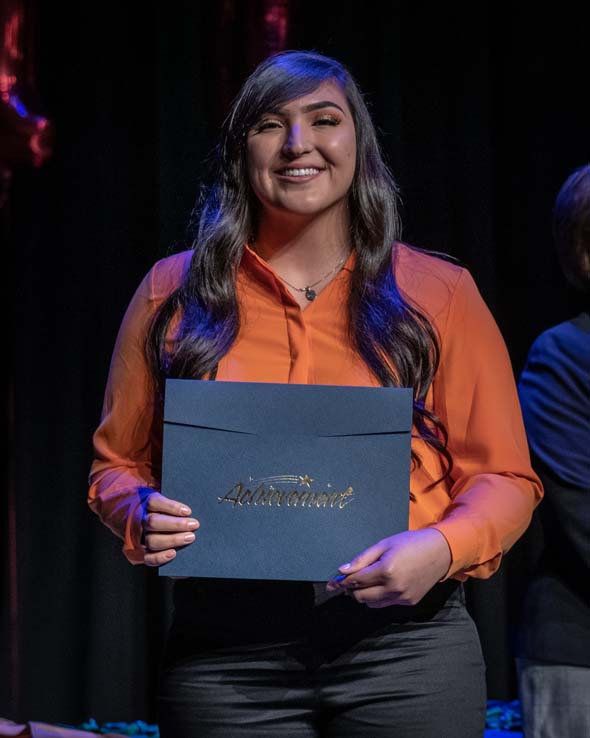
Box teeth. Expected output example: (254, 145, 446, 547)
(281, 168, 320, 177)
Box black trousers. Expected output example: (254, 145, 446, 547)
(158, 579, 486, 737)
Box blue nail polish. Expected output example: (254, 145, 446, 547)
(333, 573, 347, 582)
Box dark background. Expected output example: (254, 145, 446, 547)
(2, 0, 589, 725)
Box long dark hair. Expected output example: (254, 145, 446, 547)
(147, 50, 452, 483)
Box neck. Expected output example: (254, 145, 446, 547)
(253, 204, 351, 280)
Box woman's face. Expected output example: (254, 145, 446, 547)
(246, 80, 356, 221)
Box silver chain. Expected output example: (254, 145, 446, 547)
(277, 255, 349, 301)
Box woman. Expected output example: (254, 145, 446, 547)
(89, 51, 542, 737)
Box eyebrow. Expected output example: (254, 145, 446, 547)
(272, 100, 347, 116)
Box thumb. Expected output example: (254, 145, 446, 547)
(339, 538, 390, 574)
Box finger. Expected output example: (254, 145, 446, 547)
(147, 492, 192, 517)
(145, 531, 196, 552)
(327, 540, 390, 590)
(347, 585, 400, 606)
(337, 538, 390, 574)
(143, 511, 199, 533)
(144, 548, 177, 567)
(348, 585, 419, 608)
(337, 559, 389, 589)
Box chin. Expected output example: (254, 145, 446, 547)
(276, 198, 344, 218)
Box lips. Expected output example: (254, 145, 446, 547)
(275, 166, 324, 177)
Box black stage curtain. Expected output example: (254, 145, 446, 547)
(2, 0, 589, 724)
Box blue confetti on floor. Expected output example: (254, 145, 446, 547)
(76, 700, 524, 737)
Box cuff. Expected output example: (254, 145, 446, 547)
(430, 515, 481, 579)
(122, 493, 149, 565)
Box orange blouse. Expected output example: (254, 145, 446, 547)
(89, 242, 542, 580)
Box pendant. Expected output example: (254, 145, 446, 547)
(305, 287, 317, 301)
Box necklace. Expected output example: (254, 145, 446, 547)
(277, 254, 349, 301)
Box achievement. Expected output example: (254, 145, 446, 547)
(160, 380, 412, 581)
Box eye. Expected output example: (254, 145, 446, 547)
(253, 118, 283, 133)
(313, 115, 341, 127)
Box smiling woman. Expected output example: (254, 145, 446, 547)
(246, 81, 356, 307)
(88, 50, 542, 737)
(247, 82, 356, 219)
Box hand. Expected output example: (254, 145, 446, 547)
(142, 492, 199, 567)
(326, 528, 452, 608)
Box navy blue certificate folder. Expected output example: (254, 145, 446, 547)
(160, 379, 412, 581)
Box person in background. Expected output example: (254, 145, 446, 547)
(89, 50, 543, 737)
(516, 164, 590, 738)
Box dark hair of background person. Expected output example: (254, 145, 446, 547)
(147, 50, 452, 482)
(553, 164, 590, 293)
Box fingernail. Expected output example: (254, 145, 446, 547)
(166, 550, 176, 559)
(186, 520, 198, 530)
(179, 505, 191, 515)
(183, 533, 195, 543)
(339, 563, 351, 571)
(333, 573, 347, 582)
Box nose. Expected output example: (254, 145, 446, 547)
(282, 123, 311, 158)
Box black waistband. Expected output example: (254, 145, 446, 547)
(165, 578, 463, 662)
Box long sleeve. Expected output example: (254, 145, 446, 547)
(429, 269, 543, 579)
(518, 315, 590, 569)
(90, 244, 543, 573)
(88, 255, 188, 564)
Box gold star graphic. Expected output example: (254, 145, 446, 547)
(299, 474, 313, 487)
